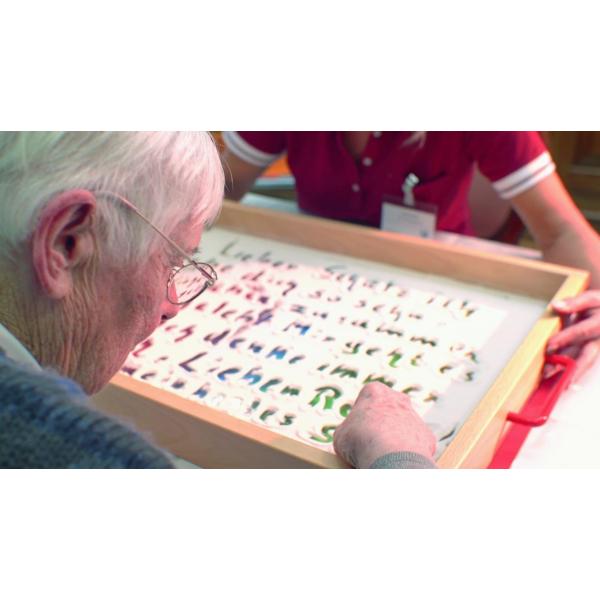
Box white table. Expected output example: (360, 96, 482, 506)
(512, 361, 600, 468)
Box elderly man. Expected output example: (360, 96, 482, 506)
(0, 132, 224, 466)
(0, 132, 437, 468)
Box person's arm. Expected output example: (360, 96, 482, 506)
(221, 148, 267, 201)
(510, 172, 600, 286)
(509, 172, 600, 381)
(333, 382, 437, 469)
(220, 132, 286, 201)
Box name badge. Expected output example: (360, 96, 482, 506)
(381, 195, 438, 239)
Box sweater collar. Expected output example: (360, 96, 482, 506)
(0, 322, 42, 370)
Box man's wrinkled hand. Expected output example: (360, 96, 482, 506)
(333, 382, 437, 468)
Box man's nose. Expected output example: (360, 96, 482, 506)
(161, 297, 181, 322)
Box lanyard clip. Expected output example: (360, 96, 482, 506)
(402, 173, 420, 207)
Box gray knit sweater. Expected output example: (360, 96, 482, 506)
(0, 352, 173, 468)
(370, 452, 436, 468)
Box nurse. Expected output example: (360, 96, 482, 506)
(221, 131, 600, 381)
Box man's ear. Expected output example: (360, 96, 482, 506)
(31, 189, 97, 299)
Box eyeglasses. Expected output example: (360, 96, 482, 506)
(94, 191, 217, 305)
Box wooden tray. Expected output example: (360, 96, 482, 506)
(91, 201, 588, 468)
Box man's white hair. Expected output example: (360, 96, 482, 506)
(0, 132, 224, 262)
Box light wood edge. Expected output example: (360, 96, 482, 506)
(218, 201, 587, 300)
(437, 270, 589, 468)
(91, 373, 347, 469)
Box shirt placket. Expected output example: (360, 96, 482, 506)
(344, 132, 382, 199)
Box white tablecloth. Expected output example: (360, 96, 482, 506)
(511, 361, 600, 468)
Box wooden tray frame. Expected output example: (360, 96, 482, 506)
(91, 201, 589, 468)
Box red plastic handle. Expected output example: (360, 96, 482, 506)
(488, 354, 576, 469)
(506, 354, 576, 427)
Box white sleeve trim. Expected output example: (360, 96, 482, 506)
(222, 131, 281, 168)
(492, 151, 556, 199)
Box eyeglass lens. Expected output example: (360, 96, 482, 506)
(168, 263, 213, 304)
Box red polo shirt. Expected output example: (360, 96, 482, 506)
(222, 131, 555, 235)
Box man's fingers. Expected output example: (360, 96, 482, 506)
(355, 382, 411, 407)
(552, 291, 600, 314)
(357, 381, 395, 399)
(332, 428, 353, 467)
(355, 381, 384, 402)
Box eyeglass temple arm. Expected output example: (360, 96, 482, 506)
(95, 191, 215, 280)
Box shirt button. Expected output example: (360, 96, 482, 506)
(362, 157, 373, 167)
(373, 131, 382, 138)
(352, 183, 360, 193)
